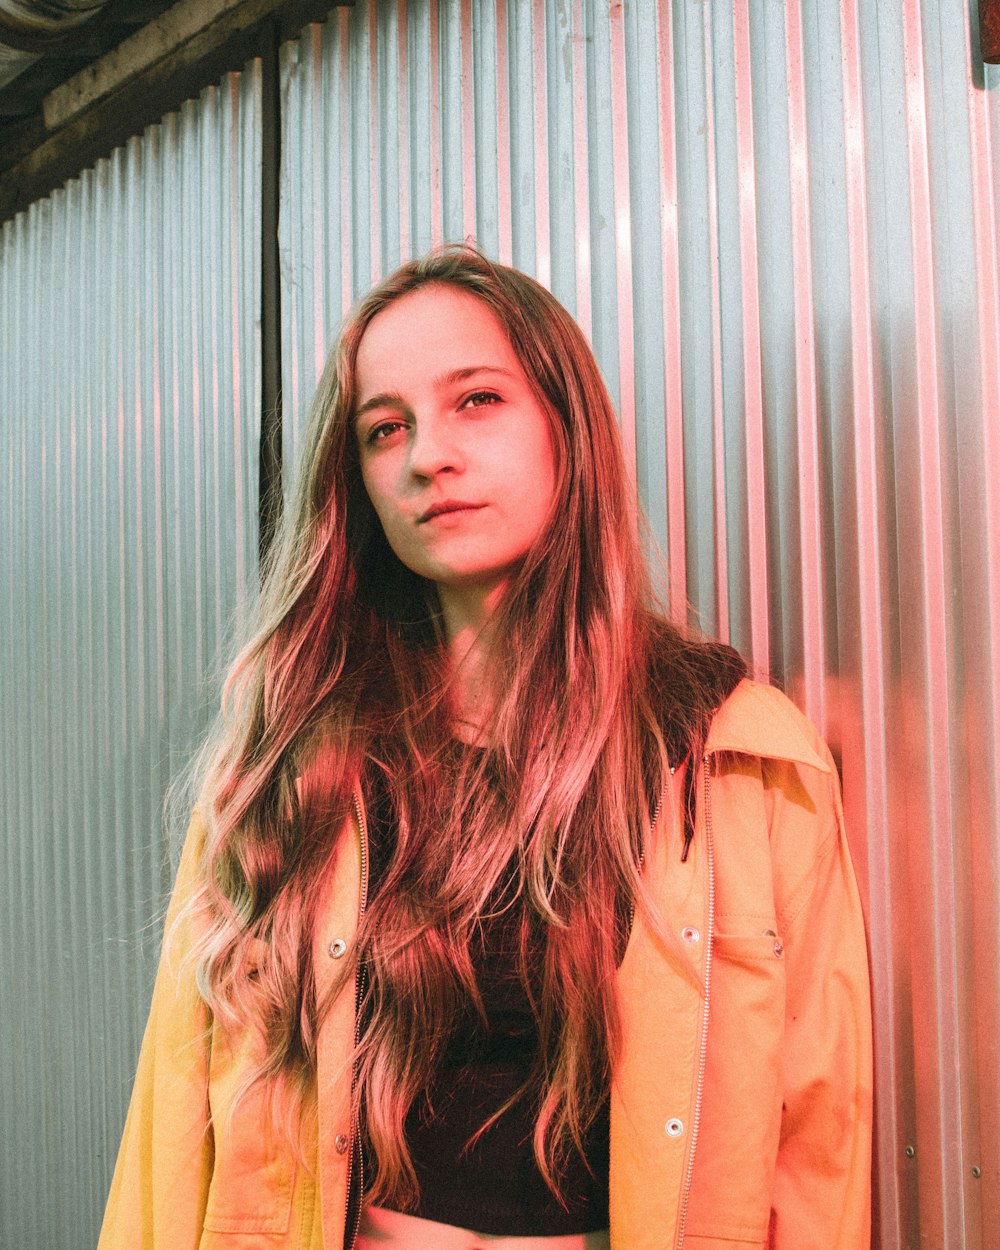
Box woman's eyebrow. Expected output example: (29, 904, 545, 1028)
(438, 365, 516, 385)
(354, 366, 516, 425)
(354, 390, 407, 422)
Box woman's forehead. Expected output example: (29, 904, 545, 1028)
(354, 285, 520, 394)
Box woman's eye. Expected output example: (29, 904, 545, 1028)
(462, 390, 502, 409)
(365, 419, 406, 446)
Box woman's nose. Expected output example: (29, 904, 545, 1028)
(408, 417, 463, 478)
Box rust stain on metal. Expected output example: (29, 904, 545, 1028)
(981, 0, 1000, 62)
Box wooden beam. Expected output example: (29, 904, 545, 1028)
(0, 0, 350, 223)
(44, 0, 293, 130)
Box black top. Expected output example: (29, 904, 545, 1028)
(360, 750, 615, 1235)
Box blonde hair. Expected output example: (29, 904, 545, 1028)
(175, 245, 745, 1206)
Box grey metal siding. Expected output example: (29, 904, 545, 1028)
(0, 68, 262, 1247)
(0, 1, 996, 1246)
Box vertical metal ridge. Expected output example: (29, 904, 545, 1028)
(967, 18, 1000, 562)
(899, 2, 964, 1240)
(369, 0, 382, 281)
(700, 2, 729, 644)
(608, 0, 635, 477)
(731, 0, 768, 670)
(494, 0, 512, 264)
(837, 0, 900, 1241)
(339, 9, 353, 316)
(403, 0, 428, 257)
(396, 0, 410, 260)
(308, 24, 327, 374)
(460, 0, 475, 241)
(150, 169, 167, 723)
(782, 0, 825, 726)
(530, 0, 550, 285)
(570, 0, 591, 341)
(227, 70, 248, 609)
(965, 21, 1000, 1239)
(428, 0, 442, 249)
(278, 38, 301, 475)
(655, 0, 686, 622)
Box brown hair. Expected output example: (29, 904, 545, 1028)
(177, 244, 745, 1206)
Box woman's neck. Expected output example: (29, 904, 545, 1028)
(438, 579, 510, 743)
(446, 638, 491, 745)
(438, 577, 507, 643)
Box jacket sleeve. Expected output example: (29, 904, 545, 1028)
(770, 750, 873, 1249)
(98, 807, 214, 1249)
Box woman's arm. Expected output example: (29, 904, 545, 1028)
(769, 751, 873, 1249)
(98, 808, 214, 1250)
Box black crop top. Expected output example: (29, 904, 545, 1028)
(359, 751, 615, 1235)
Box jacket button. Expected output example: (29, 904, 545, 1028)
(772, 940, 784, 957)
(335, 1133, 350, 1154)
(681, 926, 700, 943)
(328, 938, 348, 958)
(665, 1118, 684, 1137)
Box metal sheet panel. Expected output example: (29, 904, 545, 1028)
(0, 68, 261, 1247)
(278, 2, 1000, 1244)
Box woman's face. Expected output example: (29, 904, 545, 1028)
(353, 283, 558, 617)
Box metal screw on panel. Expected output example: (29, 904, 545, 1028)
(972, 1166, 982, 1179)
(904, 1145, 916, 1158)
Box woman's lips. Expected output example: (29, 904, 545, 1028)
(418, 503, 485, 523)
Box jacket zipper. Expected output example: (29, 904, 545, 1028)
(343, 790, 370, 1250)
(674, 753, 716, 1250)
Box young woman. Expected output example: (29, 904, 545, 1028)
(99, 246, 872, 1250)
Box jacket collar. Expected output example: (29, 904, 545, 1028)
(705, 679, 832, 773)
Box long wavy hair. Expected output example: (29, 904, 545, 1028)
(175, 244, 745, 1207)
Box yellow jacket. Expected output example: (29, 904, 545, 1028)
(99, 680, 873, 1250)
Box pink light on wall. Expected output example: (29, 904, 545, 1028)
(531, 0, 549, 287)
(783, 0, 825, 729)
(396, 0, 410, 260)
(460, 0, 475, 243)
(494, 0, 512, 266)
(732, 0, 769, 672)
(570, 0, 591, 343)
(654, 1, 686, 624)
(608, 0, 635, 481)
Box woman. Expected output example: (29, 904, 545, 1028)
(99, 246, 872, 1250)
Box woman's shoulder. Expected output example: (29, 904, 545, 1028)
(172, 801, 211, 878)
(705, 678, 834, 775)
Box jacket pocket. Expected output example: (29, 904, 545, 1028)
(202, 1018, 296, 1236)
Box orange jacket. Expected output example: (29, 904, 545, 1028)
(99, 680, 872, 1250)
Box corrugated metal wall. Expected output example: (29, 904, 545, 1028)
(277, 2, 1000, 1246)
(0, 69, 262, 1247)
(1, 1, 997, 1246)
